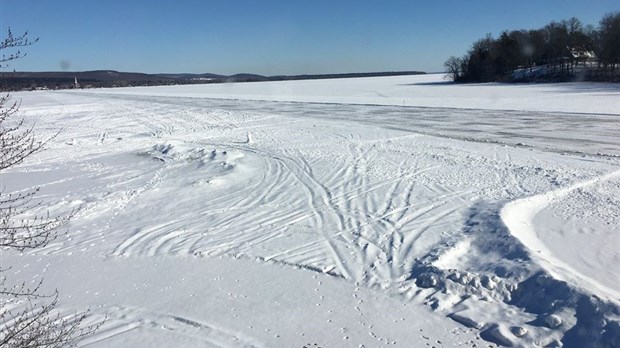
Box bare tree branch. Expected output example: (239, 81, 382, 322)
(0, 28, 39, 67)
(0, 28, 101, 348)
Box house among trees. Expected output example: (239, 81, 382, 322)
(569, 47, 597, 65)
(444, 13, 620, 82)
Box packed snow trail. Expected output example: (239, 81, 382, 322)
(502, 169, 620, 302)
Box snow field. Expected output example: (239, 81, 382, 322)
(3, 74, 619, 347)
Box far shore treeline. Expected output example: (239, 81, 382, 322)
(0, 70, 425, 92)
(444, 12, 620, 82)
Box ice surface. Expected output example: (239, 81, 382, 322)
(3, 74, 619, 347)
(70, 73, 620, 115)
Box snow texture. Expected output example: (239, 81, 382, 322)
(2, 74, 619, 347)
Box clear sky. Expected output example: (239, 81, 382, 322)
(0, 0, 618, 75)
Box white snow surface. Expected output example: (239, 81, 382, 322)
(2, 74, 619, 347)
(81, 73, 620, 115)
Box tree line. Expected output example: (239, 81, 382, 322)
(444, 12, 620, 82)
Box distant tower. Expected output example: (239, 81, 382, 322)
(74, 76, 80, 89)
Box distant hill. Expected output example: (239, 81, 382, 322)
(269, 71, 427, 81)
(0, 70, 426, 91)
(226, 73, 270, 82)
(156, 73, 225, 80)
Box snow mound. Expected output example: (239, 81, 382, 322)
(146, 143, 242, 170)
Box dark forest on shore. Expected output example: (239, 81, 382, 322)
(445, 12, 620, 82)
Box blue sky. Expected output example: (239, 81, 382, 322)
(0, 0, 618, 75)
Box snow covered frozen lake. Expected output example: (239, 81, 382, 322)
(4, 74, 619, 347)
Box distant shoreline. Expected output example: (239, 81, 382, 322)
(0, 70, 426, 91)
